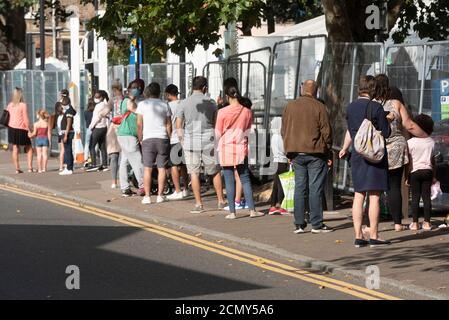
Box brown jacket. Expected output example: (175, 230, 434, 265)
(281, 95, 332, 157)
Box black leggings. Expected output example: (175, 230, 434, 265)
(410, 169, 433, 223)
(388, 166, 404, 225)
(90, 127, 108, 167)
(270, 162, 289, 207)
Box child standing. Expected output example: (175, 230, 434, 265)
(407, 114, 436, 231)
(268, 117, 290, 215)
(28, 109, 51, 173)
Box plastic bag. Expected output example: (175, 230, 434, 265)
(431, 180, 443, 200)
(280, 166, 295, 213)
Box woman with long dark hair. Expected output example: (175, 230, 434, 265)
(215, 85, 264, 220)
(374, 74, 427, 232)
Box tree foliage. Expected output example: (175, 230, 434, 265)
(322, 0, 449, 43)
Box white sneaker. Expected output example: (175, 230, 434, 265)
(182, 189, 191, 198)
(157, 195, 167, 203)
(167, 191, 184, 200)
(59, 169, 73, 176)
(141, 196, 151, 205)
(111, 183, 117, 189)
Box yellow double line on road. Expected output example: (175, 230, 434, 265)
(0, 183, 400, 300)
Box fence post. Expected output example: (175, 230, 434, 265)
(294, 39, 303, 99)
(419, 44, 428, 114)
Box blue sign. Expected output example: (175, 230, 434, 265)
(129, 37, 143, 65)
(432, 79, 449, 121)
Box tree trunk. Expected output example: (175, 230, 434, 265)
(0, 7, 26, 70)
(320, 0, 406, 145)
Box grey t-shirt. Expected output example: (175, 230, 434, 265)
(176, 92, 217, 151)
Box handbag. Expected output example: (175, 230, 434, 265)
(112, 111, 131, 125)
(0, 109, 10, 127)
(354, 100, 385, 163)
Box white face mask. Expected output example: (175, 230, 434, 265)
(94, 98, 101, 104)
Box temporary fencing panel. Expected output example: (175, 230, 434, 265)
(386, 41, 449, 120)
(0, 69, 90, 151)
(267, 35, 327, 129)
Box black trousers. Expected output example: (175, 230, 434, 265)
(270, 162, 289, 207)
(90, 127, 108, 167)
(388, 166, 404, 225)
(410, 169, 433, 223)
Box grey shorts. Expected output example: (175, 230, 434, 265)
(142, 138, 170, 168)
(184, 148, 220, 176)
(169, 143, 186, 167)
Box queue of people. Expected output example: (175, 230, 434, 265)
(3, 73, 438, 247)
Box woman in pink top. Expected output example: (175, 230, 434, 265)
(215, 86, 264, 220)
(6, 87, 34, 173)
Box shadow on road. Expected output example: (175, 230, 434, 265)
(0, 224, 266, 299)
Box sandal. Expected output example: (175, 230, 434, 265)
(15, 170, 23, 174)
(28, 168, 37, 173)
(395, 224, 409, 232)
(409, 223, 420, 231)
(422, 223, 432, 231)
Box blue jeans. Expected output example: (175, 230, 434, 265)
(64, 132, 75, 171)
(84, 128, 92, 161)
(222, 162, 255, 214)
(293, 154, 328, 229)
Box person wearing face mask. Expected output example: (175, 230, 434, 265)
(116, 80, 146, 197)
(59, 97, 77, 176)
(110, 80, 124, 117)
(86, 90, 111, 172)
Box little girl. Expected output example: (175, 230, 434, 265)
(407, 114, 436, 231)
(28, 109, 51, 173)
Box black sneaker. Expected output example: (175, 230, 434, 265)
(99, 166, 109, 172)
(294, 223, 307, 234)
(369, 239, 392, 248)
(121, 189, 135, 197)
(354, 239, 369, 248)
(85, 165, 100, 172)
(311, 224, 334, 234)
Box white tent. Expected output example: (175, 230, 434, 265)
(267, 15, 327, 37)
(14, 57, 69, 71)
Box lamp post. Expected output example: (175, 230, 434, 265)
(39, 0, 45, 70)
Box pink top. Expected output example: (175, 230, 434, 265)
(407, 137, 435, 173)
(6, 102, 29, 131)
(36, 127, 48, 138)
(215, 104, 252, 167)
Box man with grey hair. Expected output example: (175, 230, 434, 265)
(282, 79, 333, 234)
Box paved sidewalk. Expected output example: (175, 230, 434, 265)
(1, 150, 449, 299)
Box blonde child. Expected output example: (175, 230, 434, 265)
(28, 109, 51, 173)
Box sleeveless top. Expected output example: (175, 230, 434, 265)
(36, 127, 48, 138)
(383, 99, 409, 170)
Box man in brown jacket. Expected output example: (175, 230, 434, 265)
(281, 80, 333, 234)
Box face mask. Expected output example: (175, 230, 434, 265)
(94, 98, 101, 104)
(130, 89, 140, 97)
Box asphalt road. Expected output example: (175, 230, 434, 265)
(0, 189, 361, 300)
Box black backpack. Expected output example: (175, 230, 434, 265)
(0, 109, 10, 128)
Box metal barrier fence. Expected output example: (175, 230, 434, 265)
(108, 63, 195, 99)
(385, 41, 449, 120)
(267, 35, 327, 129)
(0, 69, 89, 151)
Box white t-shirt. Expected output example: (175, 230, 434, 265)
(168, 100, 182, 145)
(136, 98, 172, 141)
(407, 137, 435, 173)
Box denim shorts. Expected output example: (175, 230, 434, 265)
(36, 137, 49, 147)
